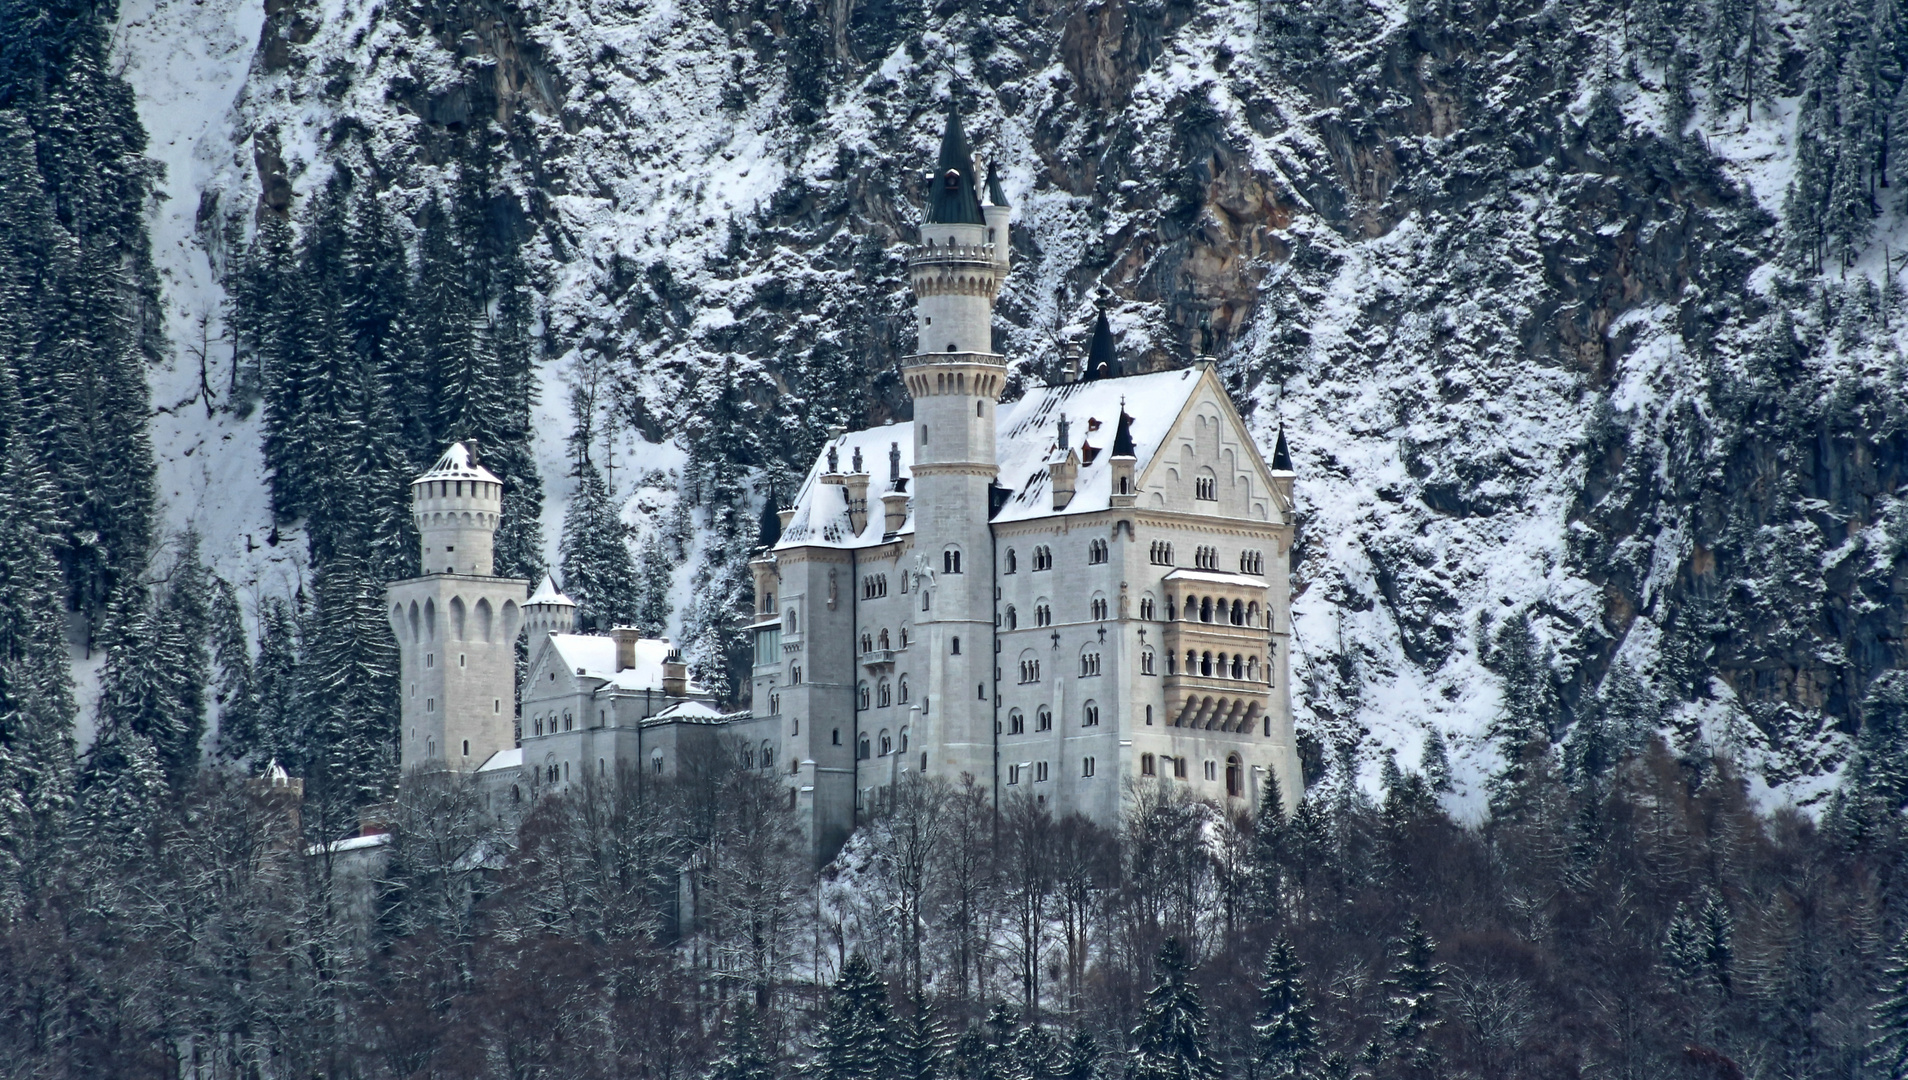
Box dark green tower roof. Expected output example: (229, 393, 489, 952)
(928, 103, 985, 226)
(1111, 402, 1137, 457)
(1272, 425, 1293, 471)
(1083, 308, 1118, 381)
(985, 160, 1010, 209)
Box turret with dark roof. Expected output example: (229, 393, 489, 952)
(928, 104, 985, 226)
(985, 161, 1010, 209)
(1272, 425, 1294, 471)
(1083, 308, 1119, 381)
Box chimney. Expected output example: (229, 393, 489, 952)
(662, 647, 688, 697)
(882, 490, 910, 535)
(610, 626, 640, 672)
(777, 505, 797, 532)
(1050, 449, 1078, 511)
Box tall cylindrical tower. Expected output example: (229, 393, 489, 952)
(413, 441, 504, 576)
(902, 104, 1009, 787)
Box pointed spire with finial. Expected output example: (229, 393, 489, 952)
(1271, 424, 1294, 471)
(985, 160, 1010, 209)
(928, 101, 985, 225)
(1084, 300, 1117, 382)
(1112, 398, 1137, 457)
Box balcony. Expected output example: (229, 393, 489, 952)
(860, 648, 897, 671)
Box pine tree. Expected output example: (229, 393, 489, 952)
(1852, 671, 1908, 811)
(634, 528, 678, 637)
(1016, 1024, 1061, 1080)
(1059, 1029, 1102, 1080)
(1251, 768, 1286, 920)
(1486, 612, 1558, 822)
(1871, 929, 1908, 1080)
(155, 529, 213, 788)
(92, 583, 193, 795)
(1418, 729, 1453, 794)
(895, 995, 951, 1080)
(561, 462, 639, 633)
(1379, 919, 1444, 1080)
(73, 708, 168, 870)
(1699, 889, 1734, 995)
(208, 577, 259, 761)
(1254, 937, 1319, 1080)
(713, 1004, 781, 1080)
(299, 549, 398, 821)
(251, 595, 301, 769)
(811, 954, 895, 1080)
(1127, 940, 1222, 1080)
(1662, 903, 1704, 988)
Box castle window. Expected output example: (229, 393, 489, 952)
(880, 730, 892, 756)
(743, 745, 755, 769)
(1088, 538, 1108, 564)
(878, 680, 892, 708)
(833, 728, 841, 745)
(426, 653, 435, 668)
(458, 653, 466, 668)
(1090, 597, 1108, 620)
(951, 636, 961, 655)
(426, 698, 435, 713)
(900, 627, 910, 648)
(1247, 657, 1259, 681)
(1079, 651, 1101, 677)
(858, 683, 870, 710)
(1083, 702, 1099, 727)
(1241, 550, 1265, 575)
(1150, 541, 1174, 565)
(1011, 710, 1026, 734)
(944, 548, 962, 574)
(1167, 652, 1178, 675)
(977, 400, 984, 417)
(1141, 648, 1156, 675)
(898, 677, 909, 703)
(564, 711, 572, 731)
(785, 608, 798, 633)
(791, 665, 802, 685)
(1146, 705, 1154, 725)
(879, 629, 890, 650)
(1008, 764, 1021, 785)
(1033, 546, 1053, 571)
(1195, 545, 1219, 570)
(1205, 760, 1217, 781)
(1036, 761, 1049, 782)
(1195, 471, 1218, 500)
(1231, 599, 1245, 626)
(462, 740, 469, 757)
(1141, 753, 1156, 776)
(1005, 606, 1017, 630)
(1227, 755, 1242, 797)
(1140, 596, 1156, 620)
(1200, 597, 1213, 622)
(861, 633, 873, 654)
(1201, 651, 1214, 677)
(652, 752, 664, 774)
(1018, 658, 1041, 684)
(1173, 756, 1188, 779)
(1083, 756, 1096, 777)
(1005, 549, 1017, 574)
(1037, 707, 1053, 732)
(1232, 654, 1244, 679)
(535, 717, 543, 736)
(899, 727, 909, 752)
(1035, 603, 1052, 627)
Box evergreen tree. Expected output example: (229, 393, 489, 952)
(1418, 729, 1453, 794)
(1253, 937, 1320, 1080)
(811, 954, 895, 1080)
(299, 549, 398, 819)
(1015, 1024, 1060, 1080)
(1871, 929, 1908, 1080)
(1699, 888, 1734, 995)
(1662, 903, 1704, 988)
(73, 708, 168, 870)
(560, 463, 639, 633)
(1059, 1029, 1102, 1080)
(1127, 940, 1222, 1080)
(1851, 671, 1908, 811)
(1251, 768, 1286, 919)
(155, 529, 213, 788)
(634, 527, 678, 637)
(251, 595, 301, 768)
(895, 995, 951, 1080)
(91, 583, 194, 794)
(207, 576, 259, 761)
(713, 1004, 781, 1080)
(1486, 612, 1558, 822)
(1379, 919, 1444, 1080)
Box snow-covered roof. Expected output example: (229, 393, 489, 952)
(527, 574, 575, 607)
(777, 422, 916, 549)
(652, 700, 725, 722)
(307, 833, 391, 856)
(776, 369, 1213, 551)
(1162, 568, 1269, 588)
(477, 747, 524, 773)
(545, 633, 705, 694)
(416, 441, 501, 485)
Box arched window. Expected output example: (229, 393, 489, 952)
(879, 628, 891, 650)
(1083, 702, 1100, 727)
(861, 633, 873, 654)
(651, 751, 665, 774)
(1035, 602, 1052, 627)
(785, 607, 798, 633)
(1248, 601, 1261, 626)
(1205, 759, 1218, 781)
(1195, 469, 1218, 500)
(1200, 597, 1213, 622)
(900, 727, 909, 751)
(534, 717, 543, 736)
(977, 400, 984, 417)
(1091, 596, 1108, 620)
(943, 547, 963, 574)
(1088, 538, 1108, 564)
(1141, 753, 1156, 776)
(951, 636, 961, 655)
(1080, 650, 1101, 677)
(1141, 647, 1156, 675)
(791, 665, 802, 685)
(832, 728, 841, 745)
(1034, 546, 1053, 571)
(858, 734, 871, 760)
(880, 730, 892, 756)
(1141, 596, 1156, 620)
(1201, 651, 1213, 676)
(1083, 756, 1097, 776)
(898, 677, 910, 703)
(1247, 656, 1259, 681)
(1232, 599, 1244, 625)
(1232, 654, 1244, 679)
(878, 680, 892, 708)
(858, 683, 870, 710)
(900, 627, 910, 648)
(743, 745, 756, 769)
(762, 742, 774, 769)
(1011, 710, 1026, 734)
(1037, 707, 1053, 731)
(1005, 549, 1017, 573)
(1005, 606, 1018, 630)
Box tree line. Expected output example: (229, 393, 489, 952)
(4, 679, 1908, 1078)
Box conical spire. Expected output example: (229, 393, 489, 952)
(928, 102, 985, 225)
(1271, 425, 1294, 471)
(757, 496, 783, 548)
(1084, 308, 1117, 381)
(985, 160, 1010, 209)
(1112, 401, 1137, 457)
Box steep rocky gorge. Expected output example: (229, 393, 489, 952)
(142, 0, 1907, 801)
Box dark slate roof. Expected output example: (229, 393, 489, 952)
(928, 104, 985, 225)
(1111, 404, 1137, 457)
(985, 161, 1010, 209)
(1083, 309, 1118, 381)
(1272, 425, 1293, 471)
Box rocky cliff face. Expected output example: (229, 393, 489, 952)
(120, 0, 1907, 805)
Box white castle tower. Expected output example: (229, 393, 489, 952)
(387, 442, 528, 772)
(902, 105, 1010, 785)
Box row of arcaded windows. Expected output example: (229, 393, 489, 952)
(1139, 752, 1247, 796)
(1167, 650, 1263, 682)
(856, 726, 911, 760)
(856, 677, 911, 710)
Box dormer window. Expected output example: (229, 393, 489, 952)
(944, 169, 961, 189)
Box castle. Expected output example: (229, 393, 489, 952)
(386, 105, 1302, 867)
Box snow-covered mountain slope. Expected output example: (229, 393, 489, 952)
(113, 0, 1908, 810)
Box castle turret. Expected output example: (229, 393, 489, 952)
(387, 442, 528, 773)
(902, 102, 1010, 787)
(524, 574, 576, 659)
